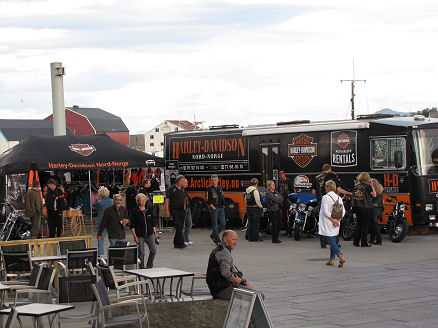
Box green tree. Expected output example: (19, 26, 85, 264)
(410, 107, 437, 117)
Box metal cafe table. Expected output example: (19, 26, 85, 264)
(0, 303, 74, 328)
(124, 268, 194, 301)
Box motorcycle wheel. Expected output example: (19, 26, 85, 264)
(341, 210, 356, 241)
(389, 219, 408, 243)
(293, 223, 303, 241)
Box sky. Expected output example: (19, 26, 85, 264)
(0, 0, 437, 134)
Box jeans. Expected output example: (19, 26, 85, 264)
(109, 238, 126, 247)
(353, 207, 372, 246)
(210, 207, 226, 242)
(98, 229, 107, 256)
(138, 234, 157, 269)
(184, 208, 192, 243)
(171, 209, 185, 248)
(327, 236, 342, 259)
(48, 213, 62, 238)
(268, 210, 281, 242)
(247, 207, 261, 241)
(369, 207, 383, 243)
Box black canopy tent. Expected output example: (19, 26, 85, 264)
(0, 134, 164, 233)
(0, 134, 163, 174)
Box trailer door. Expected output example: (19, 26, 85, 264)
(260, 144, 279, 187)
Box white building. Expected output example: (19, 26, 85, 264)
(144, 120, 198, 157)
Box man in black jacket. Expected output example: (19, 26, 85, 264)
(165, 175, 187, 249)
(45, 179, 66, 237)
(206, 230, 256, 300)
(97, 194, 130, 246)
(206, 175, 226, 245)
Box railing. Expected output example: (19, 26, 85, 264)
(0, 235, 92, 256)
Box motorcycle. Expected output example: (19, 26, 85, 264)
(0, 203, 32, 241)
(340, 195, 357, 241)
(287, 191, 318, 240)
(385, 195, 409, 242)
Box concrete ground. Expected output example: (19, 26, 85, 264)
(10, 226, 438, 327)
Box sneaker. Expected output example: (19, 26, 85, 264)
(187, 241, 194, 245)
(184, 242, 189, 246)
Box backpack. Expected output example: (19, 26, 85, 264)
(328, 194, 343, 220)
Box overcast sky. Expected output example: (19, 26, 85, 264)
(0, 0, 437, 134)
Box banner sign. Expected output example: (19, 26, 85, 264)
(288, 134, 318, 168)
(331, 130, 358, 167)
(169, 134, 249, 173)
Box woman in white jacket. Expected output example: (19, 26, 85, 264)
(319, 180, 347, 267)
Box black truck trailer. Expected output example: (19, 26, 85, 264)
(164, 115, 438, 228)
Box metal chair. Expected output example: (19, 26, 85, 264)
(4, 305, 23, 328)
(180, 272, 211, 298)
(58, 248, 98, 277)
(91, 279, 149, 328)
(107, 245, 139, 271)
(58, 239, 87, 255)
(14, 266, 56, 305)
(57, 274, 98, 328)
(0, 245, 30, 253)
(1, 252, 33, 281)
(97, 264, 149, 299)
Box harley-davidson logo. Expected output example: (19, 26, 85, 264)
(69, 144, 96, 156)
(288, 134, 317, 168)
(337, 133, 350, 149)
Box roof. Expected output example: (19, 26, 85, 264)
(0, 134, 164, 174)
(0, 120, 72, 141)
(166, 120, 199, 131)
(67, 106, 129, 133)
(371, 117, 438, 127)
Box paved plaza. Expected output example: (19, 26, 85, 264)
(11, 226, 438, 327)
(141, 227, 438, 327)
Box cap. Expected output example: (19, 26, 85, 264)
(279, 171, 285, 174)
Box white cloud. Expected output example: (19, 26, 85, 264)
(0, 0, 437, 135)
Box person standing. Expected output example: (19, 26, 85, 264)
(45, 179, 66, 237)
(25, 180, 43, 238)
(245, 178, 263, 242)
(131, 193, 158, 268)
(266, 180, 283, 243)
(369, 179, 384, 245)
(97, 194, 130, 246)
(278, 171, 293, 232)
(206, 175, 226, 245)
(165, 175, 187, 249)
(319, 180, 346, 267)
(93, 187, 113, 256)
(139, 179, 153, 195)
(352, 172, 376, 247)
(182, 178, 194, 245)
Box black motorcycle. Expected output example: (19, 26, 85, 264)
(340, 195, 357, 241)
(0, 203, 32, 241)
(287, 192, 318, 240)
(385, 195, 409, 242)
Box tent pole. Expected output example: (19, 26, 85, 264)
(89, 170, 93, 234)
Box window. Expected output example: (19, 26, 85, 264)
(150, 143, 154, 146)
(371, 137, 406, 170)
(155, 128, 159, 132)
(150, 135, 154, 139)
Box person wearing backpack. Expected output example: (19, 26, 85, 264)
(319, 180, 346, 267)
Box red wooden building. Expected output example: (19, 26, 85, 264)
(45, 106, 129, 145)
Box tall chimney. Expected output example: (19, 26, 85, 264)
(50, 62, 66, 136)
